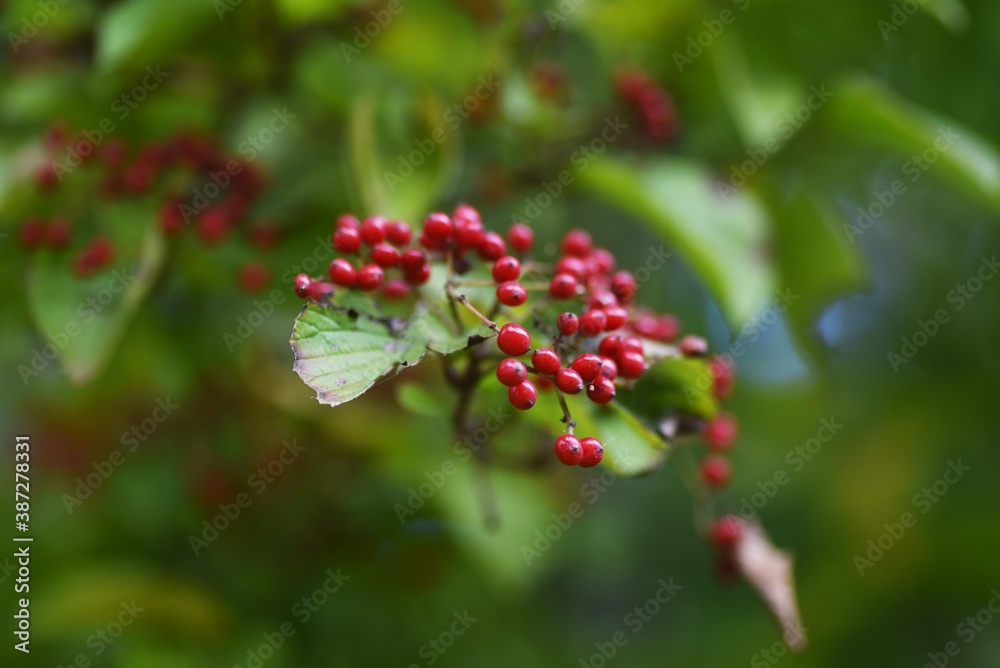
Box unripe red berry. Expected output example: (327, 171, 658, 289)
(496, 281, 527, 306)
(710, 357, 735, 398)
(478, 231, 506, 260)
(549, 273, 578, 300)
(598, 357, 618, 380)
(492, 256, 521, 282)
(617, 350, 646, 379)
(555, 367, 585, 394)
(531, 348, 561, 375)
(604, 306, 628, 331)
(508, 223, 534, 253)
(371, 242, 400, 267)
(336, 214, 361, 229)
(701, 455, 732, 488)
(328, 258, 357, 287)
(508, 380, 538, 410)
(704, 412, 738, 451)
(333, 227, 362, 254)
(497, 323, 531, 356)
(360, 216, 387, 245)
(496, 358, 528, 386)
(555, 256, 586, 281)
(571, 353, 603, 382)
(386, 220, 412, 246)
(579, 437, 604, 467)
(610, 271, 637, 303)
(561, 229, 592, 257)
(381, 278, 410, 300)
(454, 218, 485, 249)
(579, 309, 608, 337)
(679, 335, 708, 357)
(356, 264, 384, 291)
(554, 434, 584, 466)
(293, 273, 312, 298)
(587, 376, 616, 404)
(710, 515, 743, 548)
(423, 212, 453, 244)
(557, 312, 579, 336)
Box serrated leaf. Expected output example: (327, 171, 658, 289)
(618, 356, 718, 425)
(578, 158, 775, 327)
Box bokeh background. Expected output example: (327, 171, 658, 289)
(3, 0, 1000, 666)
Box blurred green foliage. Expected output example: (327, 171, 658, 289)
(2, 0, 1000, 666)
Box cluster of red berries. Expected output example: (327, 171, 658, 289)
(21, 122, 277, 289)
(615, 68, 679, 142)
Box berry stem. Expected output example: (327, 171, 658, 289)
(450, 279, 495, 287)
(446, 284, 499, 333)
(672, 440, 715, 536)
(554, 388, 576, 434)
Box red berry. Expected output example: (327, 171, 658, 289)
(704, 413, 738, 451)
(579, 437, 604, 467)
(598, 335, 624, 359)
(309, 281, 335, 302)
(45, 218, 71, 247)
(604, 306, 628, 331)
(496, 358, 528, 386)
(680, 335, 708, 357)
(239, 261, 269, 293)
(360, 216, 387, 245)
(454, 218, 485, 249)
(35, 162, 58, 189)
(554, 434, 583, 466)
(328, 258, 357, 287)
(598, 357, 618, 380)
(561, 229, 592, 257)
(555, 256, 586, 281)
(492, 256, 521, 282)
(197, 208, 230, 245)
(19, 218, 46, 249)
(381, 278, 410, 300)
(333, 227, 362, 254)
(293, 273, 312, 298)
(611, 271, 637, 303)
(701, 455, 732, 488)
(557, 312, 579, 336)
(453, 203, 481, 225)
(508, 380, 538, 410)
(336, 214, 361, 229)
(356, 264, 384, 291)
(403, 262, 431, 285)
(710, 357, 735, 398)
(555, 367, 584, 394)
(100, 138, 126, 167)
(589, 291, 618, 310)
(508, 223, 534, 253)
(478, 231, 506, 261)
(579, 309, 608, 337)
(401, 249, 428, 271)
(371, 243, 400, 267)
(496, 281, 527, 306)
(531, 348, 561, 375)
(571, 353, 603, 382)
(654, 315, 680, 342)
(618, 351, 646, 379)
(423, 212, 453, 244)
(549, 273, 578, 300)
(623, 337, 644, 354)
(386, 220, 412, 246)
(587, 248, 615, 274)
(710, 515, 743, 548)
(587, 376, 616, 404)
(497, 323, 531, 356)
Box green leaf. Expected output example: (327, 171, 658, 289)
(578, 157, 775, 327)
(95, 0, 215, 72)
(823, 78, 1000, 215)
(25, 201, 165, 385)
(290, 277, 491, 408)
(618, 356, 719, 426)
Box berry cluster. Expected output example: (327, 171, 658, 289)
(293, 204, 735, 471)
(615, 68, 679, 142)
(21, 122, 277, 289)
